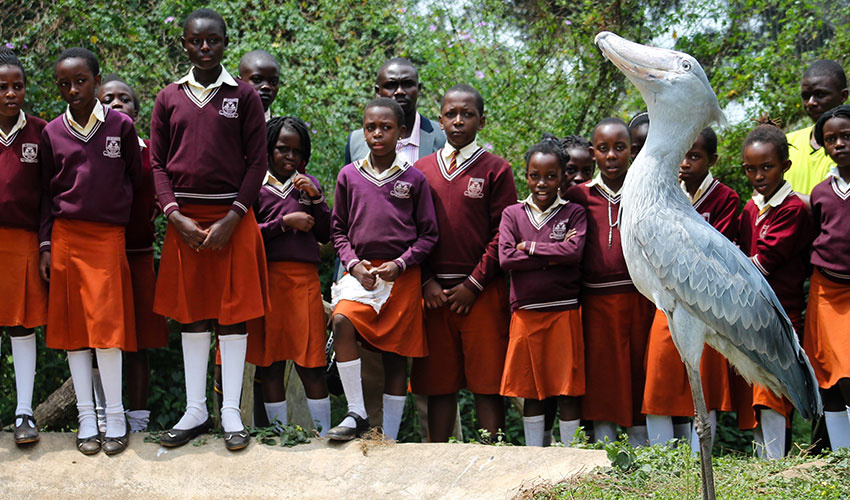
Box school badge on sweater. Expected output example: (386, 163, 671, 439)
(20, 143, 38, 163)
(103, 137, 121, 158)
(390, 180, 412, 199)
(220, 98, 239, 119)
(550, 219, 569, 240)
(464, 177, 485, 198)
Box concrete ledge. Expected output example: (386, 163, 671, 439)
(0, 432, 607, 499)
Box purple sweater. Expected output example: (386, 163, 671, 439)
(0, 114, 47, 231)
(255, 174, 330, 263)
(810, 177, 850, 283)
(332, 161, 439, 272)
(499, 201, 587, 312)
(39, 107, 142, 252)
(149, 80, 266, 217)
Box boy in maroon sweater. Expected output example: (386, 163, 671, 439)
(736, 120, 814, 459)
(410, 85, 517, 441)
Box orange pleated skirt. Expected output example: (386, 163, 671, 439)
(47, 219, 136, 351)
(128, 251, 169, 350)
(0, 227, 47, 328)
(154, 204, 269, 325)
(581, 291, 655, 427)
(500, 308, 584, 400)
(642, 309, 733, 416)
(732, 309, 801, 430)
(247, 261, 327, 368)
(804, 268, 850, 389)
(332, 263, 427, 358)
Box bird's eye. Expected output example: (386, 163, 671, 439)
(682, 60, 692, 71)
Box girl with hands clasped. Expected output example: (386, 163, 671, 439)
(326, 97, 438, 441)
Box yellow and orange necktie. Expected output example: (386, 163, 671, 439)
(447, 149, 459, 174)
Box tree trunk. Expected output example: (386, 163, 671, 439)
(33, 377, 76, 429)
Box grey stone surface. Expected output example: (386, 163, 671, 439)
(0, 433, 607, 499)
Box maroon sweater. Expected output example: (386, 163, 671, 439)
(149, 79, 266, 217)
(414, 148, 517, 293)
(739, 190, 813, 312)
(0, 114, 47, 231)
(126, 140, 157, 252)
(39, 107, 142, 252)
(332, 161, 439, 272)
(255, 174, 330, 264)
(810, 176, 850, 284)
(692, 178, 740, 241)
(563, 181, 633, 294)
(499, 201, 587, 312)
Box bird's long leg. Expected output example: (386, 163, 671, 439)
(686, 363, 716, 500)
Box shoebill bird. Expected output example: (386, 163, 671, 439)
(594, 32, 821, 500)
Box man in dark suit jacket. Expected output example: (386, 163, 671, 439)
(345, 58, 445, 164)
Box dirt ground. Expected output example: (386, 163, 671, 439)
(0, 432, 607, 499)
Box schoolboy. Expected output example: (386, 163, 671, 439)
(238, 49, 280, 121)
(564, 117, 654, 446)
(410, 84, 517, 441)
(786, 60, 848, 195)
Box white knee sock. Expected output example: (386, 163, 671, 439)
(92, 367, 107, 434)
(307, 396, 331, 437)
(646, 415, 674, 445)
(594, 421, 618, 443)
(337, 359, 366, 428)
(523, 415, 545, 447)
(543, 428, 553, 447)
(67, 350, 97, 439)
(690, 410, 717, 455)
(126, 410, 150, 433)
(757, 409, 786, 460)
(382, 394, 406, 440)
(95, 348, 125, 438)
(10, 333, 36, 416)
(559, 419, 580, 446)
(824, 410, 850, 450)
(174, 331, 211, 430)
(627, 425, 649, 447)
(219, 333, 248, 433)
(265, 400, 288, 429)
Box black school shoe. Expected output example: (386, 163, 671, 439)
(325, 412, 369, 441)
(223, 429, 250, 451)
(103, 418, 130, 456)
(14, 414, 39, 445)
(76, 433, 102, 455)
(160, 417, 214, 448)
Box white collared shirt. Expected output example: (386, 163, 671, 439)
(440, 139, 479, 167)
(395, 112, 421, 165)
(828, 166, 850, 193)
(752, 180, 793, 214)
(587, 173, 624, 197)
(522, 194, 567, 225)
(0, 110, 26, 141)
(65, 99, 105, 136)
(175, 66, 238, 102)
(263, 171, 293, 192)
(680, 172, 714, 205)
(358, 153, 408, 181)
(138, 136, 147, 149)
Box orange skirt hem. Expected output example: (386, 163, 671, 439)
(804, 268, 850, 389)
(0, 227, 47, 328)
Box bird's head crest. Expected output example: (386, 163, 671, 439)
(595, 32, 726, 128)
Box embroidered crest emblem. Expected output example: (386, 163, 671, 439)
(464, 177, 485, 198)
(549, 219, 569, 240)
(390, 180, 412, 199)
(219, 98, 239, 118)
(20, 143, 38, 163)
(759, 224, 770, 239)
(298, 191, 312, 205)
(103, 136, 121, 158)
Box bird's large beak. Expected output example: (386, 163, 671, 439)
(594, 31, 678, 83)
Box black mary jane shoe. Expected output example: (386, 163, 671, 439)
(76, 433, 102, 455)
(325, 412, 369, 441)
(14, 414, 40, 445)
(223, 429, 250, 452)
(160, 417, 213, 448)
(103, 420, 130, 456)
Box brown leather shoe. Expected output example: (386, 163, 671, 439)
(14, 414, 39, 445)
(76, 433, 102, 455)
(103, 420, 130, 456)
